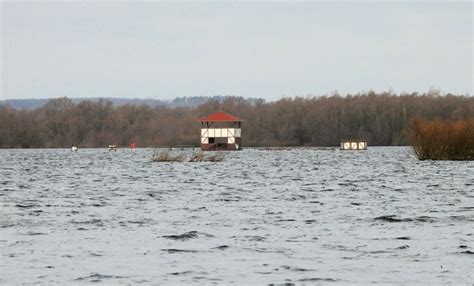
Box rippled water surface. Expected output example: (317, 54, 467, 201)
(1, 147, 473, 285)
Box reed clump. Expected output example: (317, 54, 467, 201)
(188, 151, 205, 162)
(152, 150, 185, 162)
(188, 151, 225, 162)
(152, 149, 225, 162)
(205, 152, 225, 162)
(405, 117, 473, 160)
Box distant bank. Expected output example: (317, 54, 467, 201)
(0, 92, 472, 148)
(0, 96, 262, 110)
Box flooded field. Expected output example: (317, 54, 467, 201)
(1, 147, 473, 285)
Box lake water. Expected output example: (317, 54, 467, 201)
(1, 147, 473, 285)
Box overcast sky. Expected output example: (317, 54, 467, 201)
(1, 1, 472, 100)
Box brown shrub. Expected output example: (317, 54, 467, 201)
(405, 117, 474, 160)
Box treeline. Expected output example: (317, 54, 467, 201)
(0, 95, 262, 110)
(0, 91, 472, 148)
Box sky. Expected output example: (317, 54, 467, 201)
(1, 1, 472, 100)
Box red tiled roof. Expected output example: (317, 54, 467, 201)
(198, 111, 242, 122)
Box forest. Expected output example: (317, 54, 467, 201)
(0, 91, 472, 148)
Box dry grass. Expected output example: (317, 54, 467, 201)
(205, 152, 225, 162)
(152, 150, 185, 162)
(152, 149, 225, 162)
(405, 117, 473, 160)
(188, 151, 225, 162)
(188, 151, 205, 162)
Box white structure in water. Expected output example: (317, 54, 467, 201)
(201, 128, 241, 144)
(340, 140, 367, 150)
(199, 111, 242, 151)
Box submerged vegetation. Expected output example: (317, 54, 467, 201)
(405, 117, 474, 160)
(0, 91, 472, 148)
(152, 149, 186, 162)
(152, 149, 225, 162)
